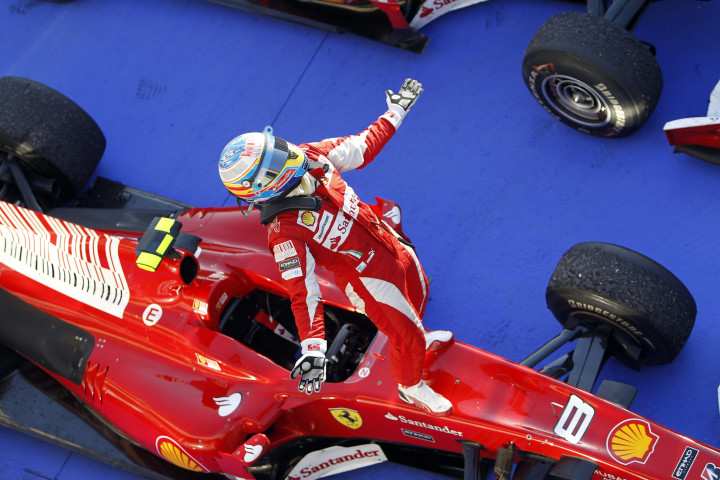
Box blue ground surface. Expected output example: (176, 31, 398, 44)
(1, 0, 719, 478)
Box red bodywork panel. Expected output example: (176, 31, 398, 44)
(663, 79, 720, 165)
(664, 118, 720, 149)
(0, 199, 719, 479)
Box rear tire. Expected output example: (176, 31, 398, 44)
(546, 242, 696, 365)
(0, 76, 105, 203)
(522, 12, 663, 137)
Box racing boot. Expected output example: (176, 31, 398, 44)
(398, 380, 452, 417)
(424, 329, 454, 352)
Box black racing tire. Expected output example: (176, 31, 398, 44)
(546, 242, 696, 365)
(0, 76, 105, 203)
(522, 11, 663, 138)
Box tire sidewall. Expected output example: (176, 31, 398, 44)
(546, 242, 696, 366)
(546, 287, 669, 362)
(523, 51, 639, 137)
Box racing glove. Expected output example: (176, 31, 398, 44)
(291, 338, 327, 394)
(383, 78, 423, 129)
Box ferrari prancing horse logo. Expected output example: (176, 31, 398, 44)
(330, 408, 363, 429)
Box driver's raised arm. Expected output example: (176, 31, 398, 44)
(301, 78, 423, 174)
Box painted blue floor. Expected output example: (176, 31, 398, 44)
(1, 0, 720, 478)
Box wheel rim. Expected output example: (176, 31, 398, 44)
(541, 75, 611, 127)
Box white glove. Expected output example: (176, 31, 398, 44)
(384, 78, 423, 128)
(291, 338, 327, 394)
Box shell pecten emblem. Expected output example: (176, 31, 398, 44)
(330, 408, 363, 429)
(301, 211, 316, 227)
(156, 436, 207, 472)
(606, 419, 658, 465)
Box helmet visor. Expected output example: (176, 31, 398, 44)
(250, 136, 292, 193)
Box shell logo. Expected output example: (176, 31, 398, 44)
(606, 419, 659, 465)
(156, 436, 207, 472)
(301, 211, 316, 227)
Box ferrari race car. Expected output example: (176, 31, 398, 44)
(663, 79, 720, 165)
(49, 0, 664, 138)
(0, 76, 715, 480)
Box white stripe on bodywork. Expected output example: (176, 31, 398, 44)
(0, 202, 130, 318)
(359, 277, 423, 331)
(409, 0, 490, 30)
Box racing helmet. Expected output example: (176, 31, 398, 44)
(219, 126, 309, 205)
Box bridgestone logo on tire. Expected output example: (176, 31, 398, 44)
(594, 83, 627, 132)
(566, 299, 647, 339)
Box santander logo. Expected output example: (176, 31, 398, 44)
(419, 0, 460, 17)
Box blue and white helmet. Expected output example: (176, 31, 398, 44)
(219, 127, 308, 204)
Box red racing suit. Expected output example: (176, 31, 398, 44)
(267, 114, 429, 386)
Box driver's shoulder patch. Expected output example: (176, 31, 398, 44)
(281, 257, 303, 280)
(273, 240, 297, 262)
(298, 211, 319, 231)
(279, 257, 301, 272)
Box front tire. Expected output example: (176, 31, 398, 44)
(522, 12, 663, 138)
(546, 242, 696, 365)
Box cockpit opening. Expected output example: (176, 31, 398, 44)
(218, 290, 377, 383)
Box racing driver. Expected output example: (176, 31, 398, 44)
(218, 79, 453, 416)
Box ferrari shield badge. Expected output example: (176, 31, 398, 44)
(330, 408, 362, 429)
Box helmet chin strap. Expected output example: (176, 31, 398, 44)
(238, 199, 256, 217)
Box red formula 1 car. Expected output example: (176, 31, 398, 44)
(0, 76, 714, 480)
